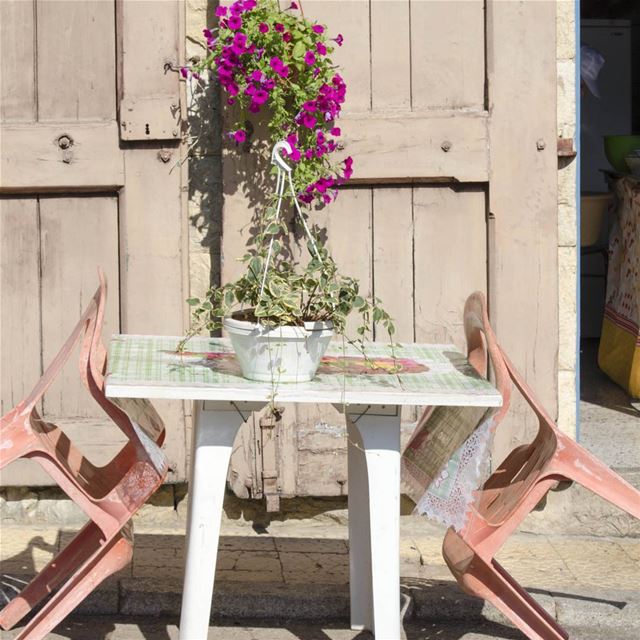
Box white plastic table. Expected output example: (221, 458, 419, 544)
(105, 335, 502, 640)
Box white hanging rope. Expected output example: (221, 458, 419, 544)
(259, 141, 322, 298)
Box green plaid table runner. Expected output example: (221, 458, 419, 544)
(106, 335, 501, 407)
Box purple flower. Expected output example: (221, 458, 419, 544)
(180, 67, 189, 78)
(231, 31, 247, 54)
(304, 149, 314, 160)
(227, 81, 239, 96)
(330, 127, 341, 136)
(227, 97, 236, 105)
(287, 2, 299, 9)
(203, 28, 213, 39)
(274, 22, 284, 33)
(316, 42, 327, 56)
(243, 0, 257, 9)
(270, 56, 284, 72)
(333, 34, 344, 46)
(249, 102, 261, 113)
(252, 89, 269, 105)
(282, 32, 292, 42)
(343, 156, 354, 179)
(215, 6, 227, 17)
(301, 113, 316, 129)
(245, 84, 257, 96)
(228, 15, 242, 30)
(233, 129, 246, 143)
(263, 78, 275, 90)
(229, 1, 244, 15)
(304, 51, 316, 66)
(302, 100, 317, 112)
(312, 25, 325, 34)
(250, 69, 263, 82)
(258, 22, 269, 33)
(233, 32, 247, 47)
(269, 56, 289, 78)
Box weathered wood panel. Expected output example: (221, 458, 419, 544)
(305, 0, 371, 112)
(39, 196, 120, 419)
(324, 188, 373, 337)
(410, 0, 485, 110)
(37, 0, 116, 121)
(413, 185, 487, 351)
(371, 1, 411, 111)
(0, 198, 41, 414)
(372, 186, 413, 342)
(0, 0, 36, 122)
(0, 123, 125, 193)
(486, 0, 559, 459)
(119, 146, 187, 480)
(340, 112, 488, 183)
(118, 0, 181, 140)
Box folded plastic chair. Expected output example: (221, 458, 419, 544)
(438, 293, 640, 640)
(0, 270, 168, 639)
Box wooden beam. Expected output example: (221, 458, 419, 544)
(339, 112, 489, 183)
(0, 122, 124, 192)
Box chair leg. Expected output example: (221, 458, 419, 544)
(553, 436, 640, 519)
(0, 522, 104, 630)
(443, 530, 568, 640)
(12, 530, 132, 640)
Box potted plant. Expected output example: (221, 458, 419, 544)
(180, 0, 395, 383)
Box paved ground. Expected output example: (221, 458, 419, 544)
(0, 618, 634, 640)
(2, 515, 639, 639)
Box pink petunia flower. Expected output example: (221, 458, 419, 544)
(316, 42, 327, 56)
(304, 51, 316, 66)
(274, 22, 284, 33)
(228, 15, 242, 30)
(233, 130, 246, 143)
(312, 25, 325, 34)
(215, 6, 227, 17)
(333, 34, 344, 46)
(258, 22, 269, 33)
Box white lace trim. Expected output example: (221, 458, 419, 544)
(414, 417, 494, 532)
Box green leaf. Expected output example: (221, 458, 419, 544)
(292, 40, 306, 60)
(352, 296, 365, 309)
(186, 298, 200, 306)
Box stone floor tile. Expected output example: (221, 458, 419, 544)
(234, 550, 281, 572)
(216, 569, 281, 583)
(218, 535, 277, 552)
(0, 527, 59, 573)
(549, 539, 640, 588)
(274, 537, 348, 554)
(618, 539, 640, 563)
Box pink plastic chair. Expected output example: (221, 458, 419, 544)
(0, 270, 168, 639)
(442, 292, 640, 640)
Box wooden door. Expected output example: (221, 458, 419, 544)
(222, 0, 558, 500)
(0, 0, 189, 485)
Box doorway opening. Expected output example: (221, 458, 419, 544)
(580, 0, 639, 475)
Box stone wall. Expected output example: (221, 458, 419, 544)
(556, 1, 578, 438)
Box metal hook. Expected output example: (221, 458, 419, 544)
(271, 140, 293, 172)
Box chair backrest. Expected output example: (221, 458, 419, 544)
(82, 269, 166, 448)
(463, 291, 512, 421)
(19, 291, 99, 413)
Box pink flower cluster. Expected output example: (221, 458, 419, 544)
(182, 0, 351, 206)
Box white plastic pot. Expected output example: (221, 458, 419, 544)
(223, 315, 334, 382)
